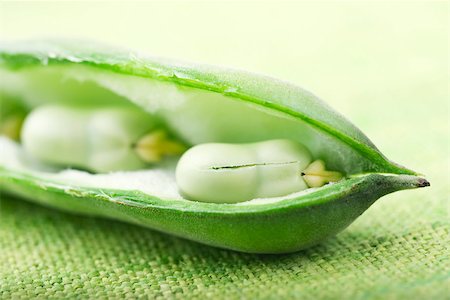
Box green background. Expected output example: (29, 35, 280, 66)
(0, 1, 448, 299)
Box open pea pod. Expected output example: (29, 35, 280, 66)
(0, 40, 429, 254)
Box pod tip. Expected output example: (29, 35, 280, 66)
(417, 178, 430, 188)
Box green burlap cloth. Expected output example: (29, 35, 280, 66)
(0, 2, 448, 299)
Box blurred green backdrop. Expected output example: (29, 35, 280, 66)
(0, 1, 448, 299)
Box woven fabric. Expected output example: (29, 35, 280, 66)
(0, 2, 448, 299)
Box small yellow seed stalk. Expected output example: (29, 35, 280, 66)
(0, 114, 25, 141)
(134, 130, 186, 163)
(302, 160, 343, 188)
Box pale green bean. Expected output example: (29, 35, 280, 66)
(21, 105, 185, 172)
(176, 140, 343, 203)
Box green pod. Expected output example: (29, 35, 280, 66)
(0, 40, 429, 254)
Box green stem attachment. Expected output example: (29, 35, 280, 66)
(302, 160, 343, 187)
(134, 130, 186, 163)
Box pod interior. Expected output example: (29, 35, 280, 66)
(0, 64, 388, 202)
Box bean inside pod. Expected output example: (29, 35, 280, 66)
(176, 140, 342, 203)
(0, 41, 429, 253)
(20, 105, 185, 173)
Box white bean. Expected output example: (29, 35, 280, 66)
(21, 105, 184, 172)
(176, 140, 313, 203)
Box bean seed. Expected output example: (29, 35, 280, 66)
(21, 105, 185, 172)
(176, 140, 343, 203)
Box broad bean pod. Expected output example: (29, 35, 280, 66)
(0, 40, 429, 253)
